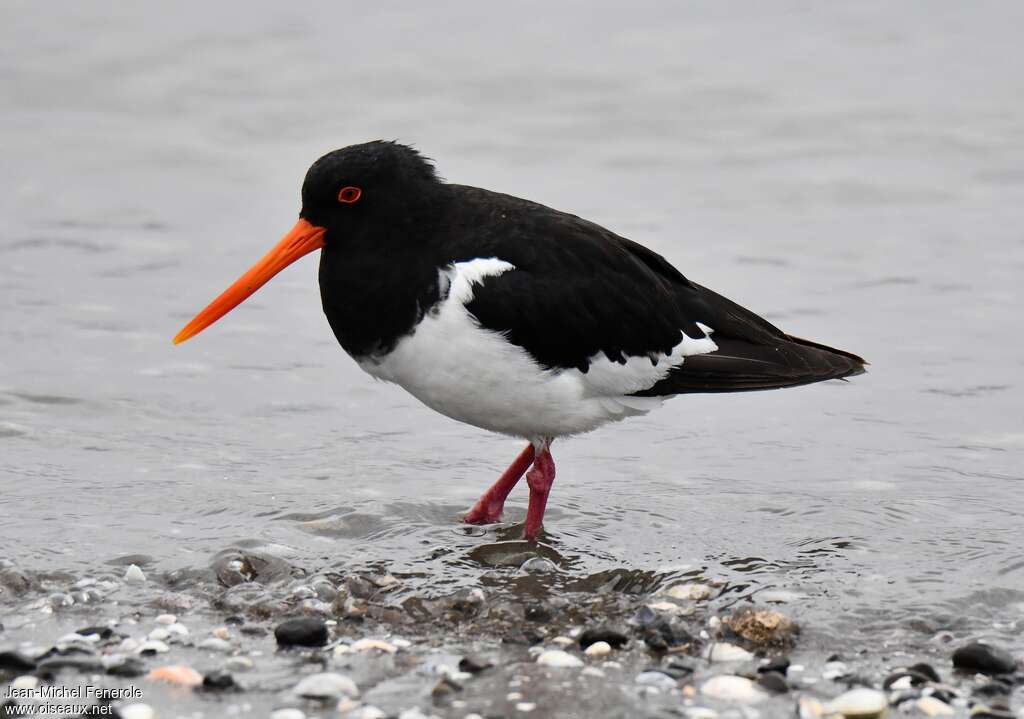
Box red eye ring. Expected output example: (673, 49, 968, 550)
(338, 186, 362, 204)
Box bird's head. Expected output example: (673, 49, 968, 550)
(172, 141, 438, 345)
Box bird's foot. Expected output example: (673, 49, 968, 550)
(464, 497, 504, 525)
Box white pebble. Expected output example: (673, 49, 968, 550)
(823, 688, 888, 719)
(148, 627, 170, 641)
(57, 632, 98, 645)
(705, 642, 754, 663)
(391, 637, 412, 648)
(551, 636, 574, 647)
(351, 638, 397, 654)
(119, 704, 156, 719)
(665, 583, 713, 600)
(536, 649, 583, 668)
(636, 671, 677, 689)
(123, 564, 146, 584)
(165, 623, 189, 638)
(798, 697, 824, 719)
(685, 709, 719, 719)
(581, 667, 605, 678)
(155, 613, 177, 625)
(269, 710, 305, 719)
(11, 675, 39, 690)
(224, 656, 254, 671)
(349, 707, 387, 719)
(200, 637, 232, 652)
(647, 601, 694, 616)
(515, 703, 536, 712)
(701, 676, 767, 704)
(584, 641, 611, 657)
(293, 672, 360, 699)
(821, 661, 849, 680)
(916, 696, 953, 717)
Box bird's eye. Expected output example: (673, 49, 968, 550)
(337, 186, 362, 204)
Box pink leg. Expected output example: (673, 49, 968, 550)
(523, 444, 556, 542)
(464, 443, 536, 524)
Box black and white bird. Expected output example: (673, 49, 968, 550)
(174, 141, 866, 541)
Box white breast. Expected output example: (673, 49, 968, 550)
(357, 258, 717, 440)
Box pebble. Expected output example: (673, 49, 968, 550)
(756, 671, 789, 694)
(664, 583, 713, 600)
(723, 607, 799, 647)
(149, 664, 203, 687)
(213, 626, 230, 640)
(103, 655, 146, 677)
(701, 675, 766, 704)
(515, 702, 536, 712)
(584, 641, 612, 658)
(578, 625, 629, 649)
(148, 627, 171, 641)
(0, 651, 37, 672)
(201, 670, 236, 691)
(551, 636, 574, 647)
(536, 649, 583, 668)
(705, 642, 754, 663)
(348, 708, 387, 719)
(646, 601, 694, 617)
(685, 709, 719, 719)
(521, 557, 557, 573)
(822, 687, 888, 719)
(269, 710, 306, 719)
(199, 637, 232, 652)
(155, 613, 177, 625)
(458, 655, 493, 674)
(799, 697, 825, 719)
(123, 564, 147, 584)
(581, 666, 605, 678)
(916, 696, 954, 716)
(351, 638, 398, 654)
(11, 675, 39, 691)
(636, 671, 678, 689)
(224, 656, 254, 672)
(136, 639, 169, 655)
(951, 642, 1016, 675)
(119, 704, 156, 719)
(293, 672, 360, 699)
(274, 617, 328, 647)
(758, 656, 790, 675)
(822, 661, 849, 680)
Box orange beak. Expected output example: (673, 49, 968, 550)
(173, 218, 326, 345)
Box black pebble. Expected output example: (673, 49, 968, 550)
(827, 653, 842, 662)
(952, 642, 1017, 675)
(201, 671, 237, 691)
(640, 619, 692, 653)
(0, 650, 37, 672)
(105, 658, 146, 678)
(973, 679, 1012, 698)
(274, 617, 328, 648)
(757, 671, 790, 694)
(909, 662, 941, 682)
(458, 655, 494, 674)
(758, 656, 790, 675)
(579, 625, 629, 650)
(970, 710, 1016, 719)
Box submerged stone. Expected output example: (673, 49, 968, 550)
(274, 617, 328, 648)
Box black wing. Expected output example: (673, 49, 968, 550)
(442, 186, 865, 393)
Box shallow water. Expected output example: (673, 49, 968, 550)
(2, 1, 1023, 715)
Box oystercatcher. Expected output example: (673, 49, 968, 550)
(174, 141, 865, 541)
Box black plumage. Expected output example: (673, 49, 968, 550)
(310, 141, 864, 392)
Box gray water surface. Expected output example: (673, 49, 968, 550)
(3, 0, 1023, 700)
